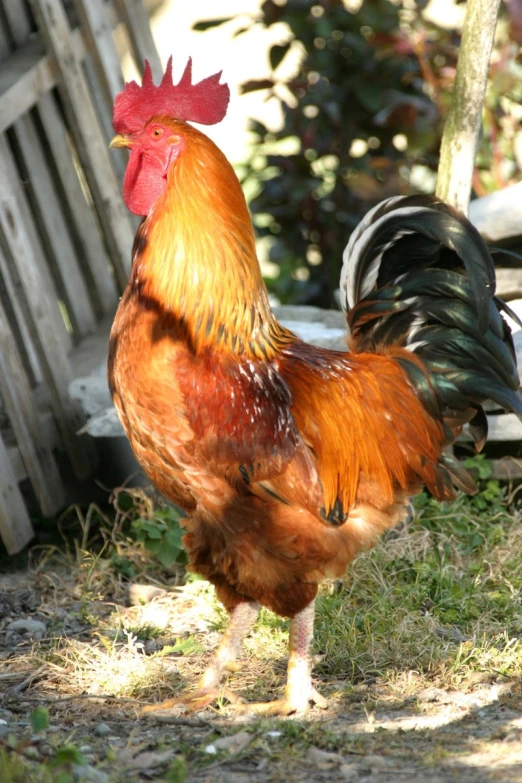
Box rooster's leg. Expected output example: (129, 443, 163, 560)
(141, 601, 259, 716)
(235, 600, 328, 716)
(198, 600, 260, 688)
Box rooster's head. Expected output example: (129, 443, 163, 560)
(110, 57, 230, 215)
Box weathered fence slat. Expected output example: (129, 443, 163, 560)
(114, 0, 163, 76)
(75, 0, 128, 183)
(75, 0, 125, 105)
(37, 93, 119, 316)
(0, 134, 72, 352)
(0, 31, 85, 134)
(0, 291, 65, 517)
(0, 433, 34, 555)
(0, 135, 95, 479)
(30, 0, 134, 291)
(12, 113, 98, 337)
(0, 252, 43, 387)
(3, 0, 99, 337)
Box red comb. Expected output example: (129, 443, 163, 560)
(113, 56, 230, 133)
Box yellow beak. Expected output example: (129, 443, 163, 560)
(109, 134, 133, 149)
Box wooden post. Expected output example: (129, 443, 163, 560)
(435, 0, 502, 215)
(74, 0, 125, 105)
(37, 94, 120, 316)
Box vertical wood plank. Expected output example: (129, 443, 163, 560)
(2, 0, 99, 336)
(30, 0, 134, 291)
(74, 0, 124, 105)
(73, 0, 128, 183)
(0, 7, 44, 382)
(0, 434, 34, 555)
(82, 54, 128, 184)
(114, 0, 162, 76)
(0, 134, 72, 352)
(0, 202, 43, 387)
(37, 93, 119, 316)
(0, 284, 65, 516)
(0, 135, 96, 479)
(11, 115, 98, 337)
(0, 3, 71, 353)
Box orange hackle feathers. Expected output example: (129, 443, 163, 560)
(130, 119, 292, 359)
(113, 56, 230, 134)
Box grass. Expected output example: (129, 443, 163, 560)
(1, 458, 522, 780)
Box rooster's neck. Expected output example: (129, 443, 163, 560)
(130, 127, 289, 358)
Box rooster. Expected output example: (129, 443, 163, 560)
(108, 58, 522, 716)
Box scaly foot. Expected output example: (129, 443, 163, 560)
(233, 601, 328, 716)
(141, 686, 244, 717)
(233, 686, 328, 716)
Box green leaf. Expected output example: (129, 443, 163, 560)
(165, 528, 183, 548)
(270, 42, 291, 71)
(193, 18, 232, 31)
(158, 637, 203, 656)
(133, 519, 163, 539)
(31, 706, 49, 733)
(165, 756, 187, 783)
(155, 544, 179, 567)
(144, 539, 162, 555)
(52, 745, 87, 767)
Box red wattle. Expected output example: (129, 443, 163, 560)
(122, 147, 168, 216)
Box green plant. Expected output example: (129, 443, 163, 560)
(131, 507, 187, 568)
(198, 2, 522, 306)
(199, 0, 446, 305)
(103, 488, 188, 574)
(0, 709, 87, 783)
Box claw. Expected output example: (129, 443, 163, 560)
(310, 687, 329, 710)
(141, 687, 244, 718)
(231, 687, 328, 716)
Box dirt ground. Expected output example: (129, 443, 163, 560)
(1, 566, 522, 783)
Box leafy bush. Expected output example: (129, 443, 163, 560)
(199, 0, 522, 305)
(106, 488, 188, 576)
(131, 507, 187, 568)
(204, 0, 444, 305)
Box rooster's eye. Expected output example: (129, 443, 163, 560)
(151, 127, 163, 139)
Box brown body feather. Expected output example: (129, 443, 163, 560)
(109, 120, 451, 617)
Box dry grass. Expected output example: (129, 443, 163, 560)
(1, 468, 522, 781)
(3, 472, 522, 706)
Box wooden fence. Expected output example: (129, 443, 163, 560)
(0, 0, 161, 554)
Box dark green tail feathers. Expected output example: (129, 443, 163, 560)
(340, 195, 522, 454)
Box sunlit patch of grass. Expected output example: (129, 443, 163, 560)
(444, 632, 522, 684)
(310, 469, 522, 694)
(219, 463, 522, 703)
(244, 609, 289, 664)
(45, 629, 180, 699)
(0, 749, 40, 783)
